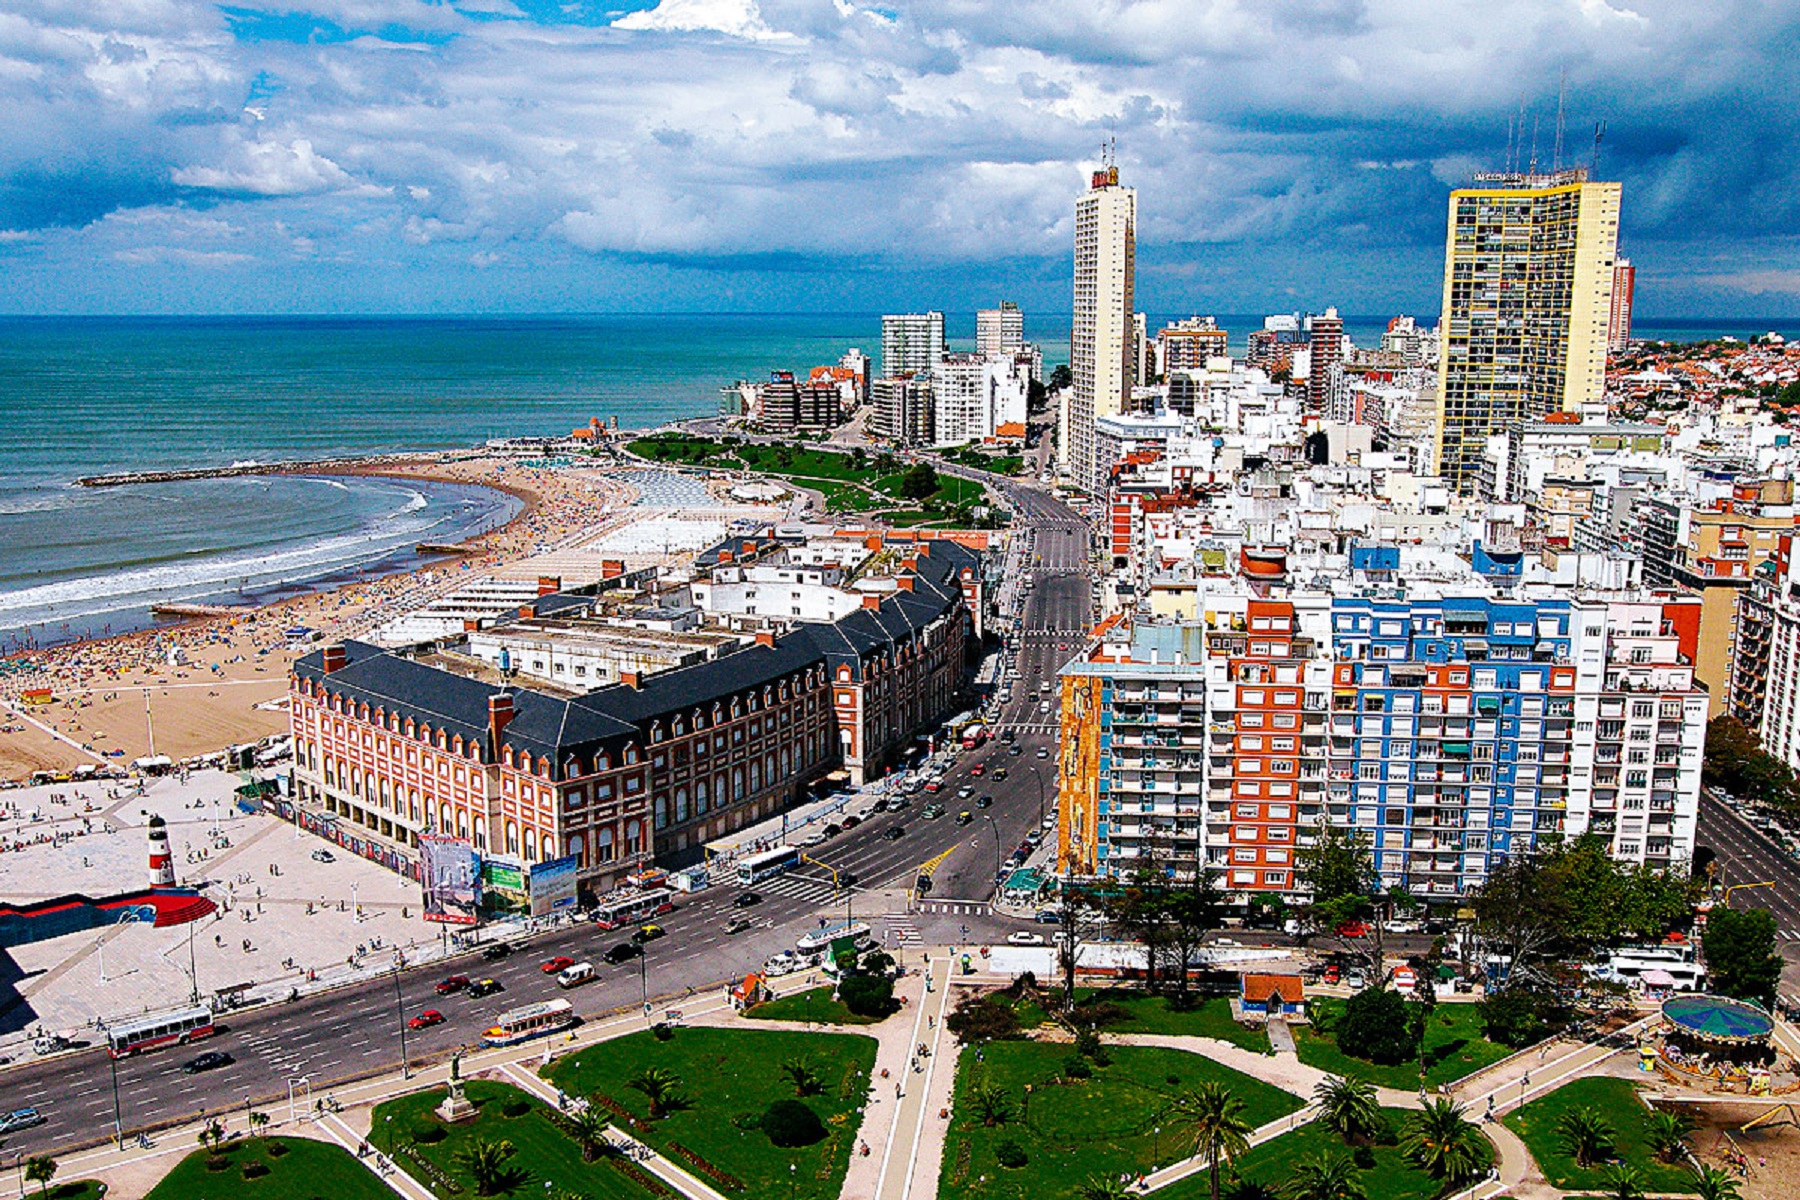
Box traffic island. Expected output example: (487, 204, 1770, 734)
(541, 1026, 878, 1200)
(936, 1040, 1305, 1197)
(143, 1136, 395, 1200)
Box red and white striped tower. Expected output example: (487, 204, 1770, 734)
(147, 814, 175, 886)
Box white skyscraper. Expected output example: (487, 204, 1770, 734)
(1065, 163, 1136, 492)
(881, 312, 945, 378)
(976, 301, 1024, 358)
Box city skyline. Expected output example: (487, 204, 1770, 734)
(1, 2, 1798, 316)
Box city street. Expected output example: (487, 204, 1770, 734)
(1695, 789, 1800, 1003)
(0, 471, 1096, 1157)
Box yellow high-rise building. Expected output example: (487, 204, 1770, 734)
(1435, 170, 1621, 491)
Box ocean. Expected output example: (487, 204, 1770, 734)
(1, 311, 1792, 651)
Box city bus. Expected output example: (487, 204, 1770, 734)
(480, 999, 576, 1047)
(796, 920, 873, 956)
(107, 1006, 216, 1058)
(736, 845, 803, 887)
(591, 888, 675, 931)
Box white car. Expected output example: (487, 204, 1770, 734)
(1005, 931, 1046, 946)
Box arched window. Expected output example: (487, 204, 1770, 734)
(505, 820, 519, 856)
(570, 833, 587, 868)
(695, 779, 709, 815)
(749, 760, 761, 792)
(523, 828, 537, 863)
(439, 802, 451, 832)
(654, 796, 668, 830)
(625, 819, 643, 856)
(596, 827, 615, 863)
(675, 787, 689, 823)
(541, 833, 554, 862)
(457, 810, 469, 840)
(732, 768, 744, 802)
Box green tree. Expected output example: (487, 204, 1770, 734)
(1181, 1080, 1254, 1200)
(1049, 364, 1073, 390)
(1281, 1150, 1368, 1200)
(1555, 1106, 1616, 1168)
(1296, 821, 1376, 919)
(626, 1067, 684, 1120)
(1645, 1109, 1696, 1164)
(1703, 717, 1797, 810)
(1599, 1162, 1646, 1200)
(1703, 907, 1783, 1006)
(968, 1081, 1015, 1127)
(1335, 987, 1416, 1066)
(1312, 1075, 1383, 1145)
(900, 463, 940, 499)
(945, 994, 1021, 1043)
(248, 1110, 270, 1144)
(838, 972, 897, 1017)
(780, 1058, 824, 1097)
(23, 1157, 54, 1199)
(1694, 1164, 1744, 1200)
(561, 1105, 612, 1162)
(1399, 1098, 1486, 1187)
(1479, 987, 1565, 1049)
(1224, 1181, 1283, 1200)
(454, 1137, 518, 1197)
(196, 1120, 226, 1161)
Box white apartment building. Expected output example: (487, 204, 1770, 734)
(933, 353, 1030, 446)
(1065, 163, 1136, 492)
(976, 302, 1024, 358)
(881, 312, 945, 379)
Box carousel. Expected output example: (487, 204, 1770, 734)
(1652, 994, 1787, 1095)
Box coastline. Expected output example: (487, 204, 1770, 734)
(0, 446, 646, 782)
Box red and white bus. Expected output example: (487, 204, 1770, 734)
(107, 1006, 216, 1058)
(592, 888, 674, 931)
(481, 999, 575, 1047)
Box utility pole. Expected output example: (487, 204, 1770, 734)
(109, 1052, 123, 1149)
(393, 956, 410, 1079)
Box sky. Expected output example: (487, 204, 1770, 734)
(1, 0, 1796, 318)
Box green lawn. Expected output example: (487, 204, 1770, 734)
(34, 1186, 105, 1200)
(1503, 1076, 1697, 1194)
(628, 434, 733, 465)
(543, 1026, 877, 1200)
(1075, 991, 1272, 1054)
(938, 1041, 1305, 1199)
(146, 1136, 393, 1200)
(1295, 999, 1511, 1089)
(747, 984, 891, 1025)
(369, 1079, 643, 1199)
(1156, 1106, 1484, 1200)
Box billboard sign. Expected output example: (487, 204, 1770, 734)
(419, 835, 481, 926)
(529, 854, 580, 917)
(482, 857, 526, 895)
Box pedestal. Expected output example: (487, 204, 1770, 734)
(435, 1081, 477, 1124)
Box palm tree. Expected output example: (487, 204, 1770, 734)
(1598, 1162, 1646, 1200)
(561, 1107, 612, 1162)
(23, 1157, 55, 1199)
(1555, 1105, 1616, 1168)
(626, 1067, 683, 1120)
(248, 1109, 271, 1145)
(1183, 1081, 1254, 1200)
(1078, 1178, 1134, 1200)
(1694, 1165, 1744, 1200)
(1399, 1098, 1486, 1187)
(1281, 1151, 1368, 1200)
(968, 1082, 1014, 1128)
(780, 1058, 824, 1098)
(1645, 1109, 1696, 1164)
(196, 1119, 226, 1161)
(1224, 1179, 1283, 1200)
(454, 1137, 518, 1197)
(1312, 1075, 1383, 1145)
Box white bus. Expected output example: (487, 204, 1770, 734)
(796, 920, 873, 955)
(107, 1006, 216, 1058)
(481, 999, 576, 1047)
(592, 888, 675, 931)
(1597, 944, 1706, 992)
(736, 845, 803, 887)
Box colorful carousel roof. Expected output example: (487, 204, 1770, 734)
(1662, 994, 1775, 1043)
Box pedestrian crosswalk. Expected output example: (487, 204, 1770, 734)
(886, 911, 923, 946)
(918, 900, 989, 915)
(755, 872, 850, 906)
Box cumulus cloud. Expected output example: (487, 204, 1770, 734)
(1, 1, 1799, 313)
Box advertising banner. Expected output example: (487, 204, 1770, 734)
(529, 854, 580, 917)
(482, 857, 526, 895)
(419, 835, 481, 926)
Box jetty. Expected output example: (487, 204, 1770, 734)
(150, 603, 254, 619)
(416, 542, 478, 556)
(75, 452, 424, 488)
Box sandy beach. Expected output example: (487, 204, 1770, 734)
(0, 451, 643, 782)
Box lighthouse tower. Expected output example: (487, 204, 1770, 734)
(147, 815, 176, 886)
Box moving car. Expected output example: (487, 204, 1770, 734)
(975, 795, 993, 809)
(1006, 931, 1046, 946)
(604, 943, 642, 964)
(1009, 745, 1023, 756)
(181, 1051, 233, 1074)
(725, 916, 755, 935)
(435, 975, 471, 996)
(540, 956, 577, 974)
(1036, 747, 1049, 758)
(557, 962, 596, 988)
(734, 891, 763, 908)
(408, 1009, 446, 1030)
(481, 943, 513, 961)
(957, 786, 975, 799)
(992, 768, 1008, 781)
(955, 810, 974, 826)
(0, 1108, 45, 1134)
(468, 978, 504, 998)
(970, 763, 986, 778)
(923, 780, 943, 793)
(633, 923, 665, 944)
(922, 804, 946, 820)
(882, 825, 906, 841)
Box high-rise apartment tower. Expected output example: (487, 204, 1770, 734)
(880, 312, 945, 379)
(1065, 163, 1136, 493)
(976, 302, 1024, 358)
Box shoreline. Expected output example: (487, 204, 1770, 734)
(0, 444, 653, 782)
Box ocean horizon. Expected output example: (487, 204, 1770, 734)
(2, 311, 1792, 652)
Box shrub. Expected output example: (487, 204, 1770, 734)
(205, 1158, 231, 1173)
(652, 1022, 675, 1042)
(1480, 987, 1565, 1049)
(760, 1100, 827, 1148)
(1072, 1000, 1128, 1029)
(501, 1098, 532, 1118)
(1352, 1145, 1376, 1169)
(1335, 987, 1416, 1066)
(242, 1162, 270, 1180)
(946, 996, 1021, 1044)
(995, 1139, 1029, 1169)
(1062, 1055, 1092, 1080)
(414, 1125, 447, 1145)
(266, 1142, 289, 1158)
(730, 1112, 761, 1131)
(839, 973, 898, 1018)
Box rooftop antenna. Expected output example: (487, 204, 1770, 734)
(1552, 69, 1568, 172)
(1590, 119, 1607, 178)
(1528, 113, 1541, 175)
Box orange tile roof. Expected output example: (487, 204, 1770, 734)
(1242, 973, 1304, 1004)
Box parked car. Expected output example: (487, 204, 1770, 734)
(957, 786, 975, 799)
(1033, 909, 1063, 925)
(992, 768, 1009, 781)
(633, 924, 665, 944)
(1036, 747, 1049, 758)
(1009, 745, 1023, 756)
(309, 849, 336, 863)
(540, 956, 576, 974)
(922, 804, 946, 820)
(841, 814, 861, 828)
(923, 781, 943, 793)
(734, 891, 763, 908)
(182, 1051, 233, 1074)
(822, 823, 843, 838)
(725, 916, 755, 935)
(481, 943, 513, 961)
(408, 1009, 446, 1030)
(435, 975, 471, 996)
(1006, 931, 1046, 946)
(468, 978, 504, 998)
(604, 943, 642, 964)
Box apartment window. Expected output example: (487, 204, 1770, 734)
(1234, 848, 1257, 863)
(1263, 871, 1287, 885)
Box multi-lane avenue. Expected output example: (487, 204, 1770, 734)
(1695, 789, 1800, 1004)
(0, 470, 1094, 1156)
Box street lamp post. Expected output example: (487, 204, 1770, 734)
(639, 946, 649, 1019)
(982, 815, 1003, 887)
(186, 920, 200, 1006)
(393, 957, 410, 1079)
(109, 1051, 123, 1149)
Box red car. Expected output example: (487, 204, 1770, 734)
(407, 1009, 445, 1030)
(540, 956, 576, 974)
(434, 975, 470, 996)
(1335, 920, 1370, 939)
(970, 764, 986, 777)
(923, 781, 943, 793)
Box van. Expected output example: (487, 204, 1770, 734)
(557, 962, 595, 988)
